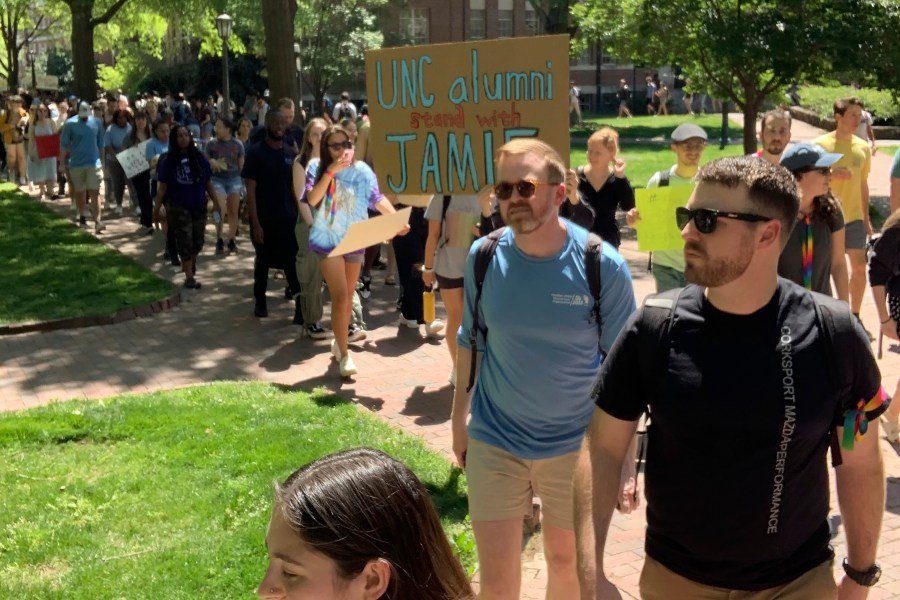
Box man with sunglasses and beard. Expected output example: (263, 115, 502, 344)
(243, 110, 303, 323)
(575, 155, 888, 599)
(451, 138, 637, 600)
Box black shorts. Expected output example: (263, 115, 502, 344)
(168, 203, 207, 259)
(436, 273, 464, 289)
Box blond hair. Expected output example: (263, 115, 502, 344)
(587, 127, 619, 153)
(496, 138, 565, 184)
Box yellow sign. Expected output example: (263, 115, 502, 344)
(365, 35, 570, 195)
(634, 186, 695, 252)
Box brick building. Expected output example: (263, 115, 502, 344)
(378, 0, 672, 114)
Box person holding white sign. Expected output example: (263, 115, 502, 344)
(123, 111, 153, 234)
(205, 118, 245, 254)
(305, 124, 409, 377)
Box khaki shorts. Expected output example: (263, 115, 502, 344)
(639, 556, 837, 600)
(465, 437, 579, 530)
(69, 165, 102, 193)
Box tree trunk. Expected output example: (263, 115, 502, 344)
(261, 0, 301, 124)
(741, 88, 763, 155)
(70, 1, 96, 102)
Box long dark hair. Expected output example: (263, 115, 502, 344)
(314, 124, 351, 185)
(125, 111, 151, 146)
(166, 124, 205, 183)
(792, 168, 842, 229)
(275, 447, 473, 600)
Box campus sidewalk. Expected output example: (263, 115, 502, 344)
(2, 123, 900, 596)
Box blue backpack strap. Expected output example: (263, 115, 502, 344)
(466, 227, 506, 393)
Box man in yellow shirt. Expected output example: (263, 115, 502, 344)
(813, 97, 872, 321)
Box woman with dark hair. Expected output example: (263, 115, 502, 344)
(778, 143, 849, 301)
(205, 117, 245, 253)
(123, 110, 153, 234)
(152, 124, 216, 289)
(258, 447, 474, 600)
(104, 108, 132, 216)
(305, 124, 408, 376)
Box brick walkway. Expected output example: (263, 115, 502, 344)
(3, 121, 900, 597)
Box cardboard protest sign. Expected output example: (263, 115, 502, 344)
(116, 140, 151, 179)
(634, 186, 694, 252)
(365, 35, 569, 195)
(327, 207, 412, 257)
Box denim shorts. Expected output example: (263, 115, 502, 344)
(211, 176, 242, 196)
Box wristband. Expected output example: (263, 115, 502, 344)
(325, 170, 334, 178)
(421, 266, 434, 273)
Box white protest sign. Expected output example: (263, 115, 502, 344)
(116, 140, 151, 179)
(327, 207, 412, 257)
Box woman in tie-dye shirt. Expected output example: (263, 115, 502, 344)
(304, 124, 407, 377)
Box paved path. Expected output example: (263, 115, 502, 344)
(3, 119, 900, 597)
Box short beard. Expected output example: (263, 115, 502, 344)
(267, 130, 284, 141)
(504, 196, 555, 235)
(684, 240, 754, 287)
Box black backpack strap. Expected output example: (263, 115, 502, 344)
(811, 293, 857, 467)
(466, 227, 506, 393)
(439, 195, 452, 248)
(585, 232, 604, 354)
(657, 169, 670, 187)
(634, 287, 685, 473)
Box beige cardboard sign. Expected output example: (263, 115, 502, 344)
(365, 35, 570, 195)
(327, 207, 412, 257)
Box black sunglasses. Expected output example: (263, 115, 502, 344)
(493, 179, 555, 201)
(676, 207, 772, 234)
(327, 140, 353, 151)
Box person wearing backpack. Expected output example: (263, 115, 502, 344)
(626, 122, 708, 292)
(576, 156, 888, 599)
(451, 137, 637, 600)
(332, 91, 357, 123)
(422, 190, 488, 386)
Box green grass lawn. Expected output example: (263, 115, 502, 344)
(0, 382, 474, 598)
(570, 142, 745, 188)
(571, 113, 743, 141)
(0, 184, 174, 324)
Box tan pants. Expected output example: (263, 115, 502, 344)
(639, 556, 837, 600)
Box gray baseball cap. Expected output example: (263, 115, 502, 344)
(671, 123, 708, 142)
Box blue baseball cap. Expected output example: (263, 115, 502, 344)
(780, 143, 843, 172)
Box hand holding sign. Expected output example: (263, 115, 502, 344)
(633, 186, 694, 252)
(116, 140, 151, 179)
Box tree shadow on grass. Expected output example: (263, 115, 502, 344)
(424, 466, 469, 522)
(402, 384, 453, 425)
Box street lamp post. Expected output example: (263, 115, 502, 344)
(216, 14, 234, 121)
(25, 47, 36, 90)
(293, 42, 302, 113)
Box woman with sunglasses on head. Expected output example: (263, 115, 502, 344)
(776, 143, 849, 301)
(304, 124, 408, 377)
(258, 447, 474, 600)
(566, 127, 635, 249)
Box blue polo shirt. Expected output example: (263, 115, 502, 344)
(60, 116, 104, 168)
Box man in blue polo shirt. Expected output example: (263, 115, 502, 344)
(60, 102, 106, 233)
(452, 137, 636, 600)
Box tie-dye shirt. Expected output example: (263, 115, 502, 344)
(304, 159, 384, 255)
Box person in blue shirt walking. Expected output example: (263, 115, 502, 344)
(451, 137, 638, 600)
(59, 102, 106, 233)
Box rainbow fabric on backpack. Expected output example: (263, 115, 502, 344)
(842, 386, 888, 450)
(801, 215, 813, 290)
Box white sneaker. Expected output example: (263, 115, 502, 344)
(425, 319, 445, 337)
(95, 222, 106, 233)
(399, 315, 420, 328)
(330, 339, 342, 361)
(114, 205, 124, 216)
(339, 354, 357, 377)
(884, 419, 899, 443)
(348, 324, 367, 342)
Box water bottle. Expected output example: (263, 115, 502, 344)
(423, 286, 436, 324)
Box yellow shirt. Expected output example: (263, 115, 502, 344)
(812, 132, 871, 223)
(0, 108, 27, 145)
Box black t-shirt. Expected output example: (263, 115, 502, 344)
(593, 279, 884, 590)
(575, 168, 635, 248)
(241, 140, 297, 227)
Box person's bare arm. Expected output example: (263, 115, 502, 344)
(831, 228, 850, 303)
(451, 346, 481, 467)
(862, 179, 872, 235)
(835, 420, 884, 597)
(246, 178, 264, 244)
(422, 218, 441, 289)
(573, 408, 639, 600)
